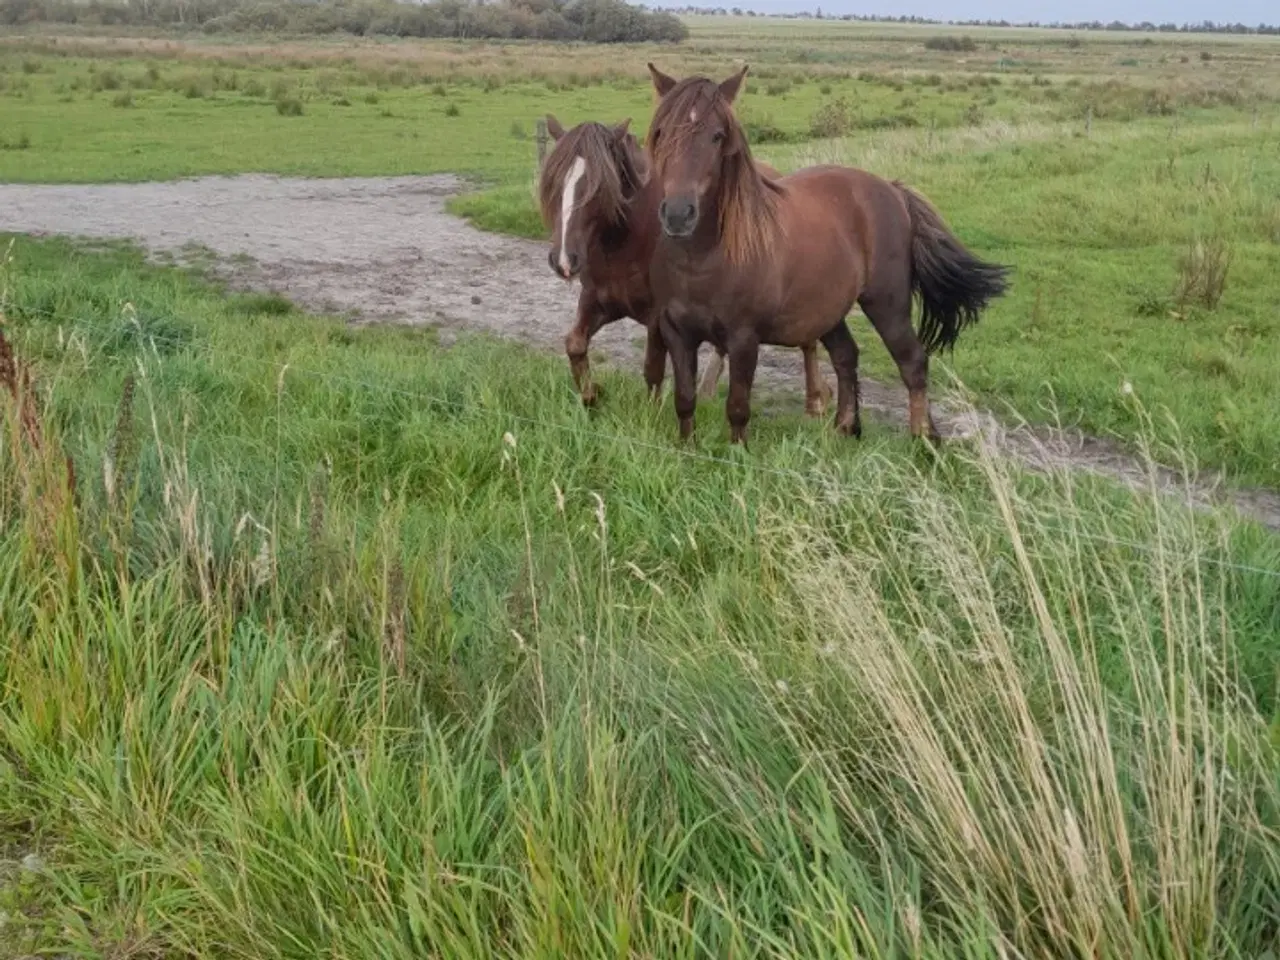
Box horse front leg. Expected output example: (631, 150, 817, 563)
(659, 310, 699, 441)
(564, 293, 609, 407)
(726, 335, 760, 447)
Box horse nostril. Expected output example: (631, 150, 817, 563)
(567, 252, 580, 272)
(681, 201, 696, 222)
(659, 200, 669, 221)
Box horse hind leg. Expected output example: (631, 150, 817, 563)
(801, 341, 833, 417)
(642, 318, 668, 402)
(698, 344, 727, 399)
(818, 322, 861, 438)
(860, 290, 940, 442)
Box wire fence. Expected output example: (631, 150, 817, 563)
(3, 298, 1279, 583)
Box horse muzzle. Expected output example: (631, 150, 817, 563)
(659, 197, 699, 238)
(549, 247, 581, 280)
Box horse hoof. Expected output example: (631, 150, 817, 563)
(836, 417, 862, 438)
(581, 385, 601, 408)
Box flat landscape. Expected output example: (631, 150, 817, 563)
(1, 11, 1279, 958)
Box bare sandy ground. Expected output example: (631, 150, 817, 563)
(2, 172, 1277, 530)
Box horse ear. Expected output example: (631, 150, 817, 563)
(647, 62, 677, 97)
(546, 114, 565, 140)
(718, 64, 749, 104)
(611, 118, 632, 141)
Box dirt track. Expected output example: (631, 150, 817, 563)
(2, 172, 1278, 531)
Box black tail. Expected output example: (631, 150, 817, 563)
(897, 182, 1010, 355)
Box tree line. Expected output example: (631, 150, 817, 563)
(668, 7, 1279, 35)
(0, 0, 690, 42)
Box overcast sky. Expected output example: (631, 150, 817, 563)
(703, 0, 1275, 25)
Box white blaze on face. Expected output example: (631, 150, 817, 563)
(557, 156, 587, 276)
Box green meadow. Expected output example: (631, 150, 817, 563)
(2, 17, 1279, 958)
(3, 26, 1279, 484)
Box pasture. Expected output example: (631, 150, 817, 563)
(2, 16, 1280, 958)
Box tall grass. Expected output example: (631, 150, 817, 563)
(1, 237, 1277, 956)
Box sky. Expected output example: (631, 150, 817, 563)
(695, 0, 1276, 25)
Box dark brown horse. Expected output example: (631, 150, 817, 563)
(537, 114, 831, 415)
(644, 63, 1010, 445)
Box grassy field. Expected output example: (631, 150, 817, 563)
(2, 18, 1280, 956)
(1, 232, 1278, 957)
(3, 26, 1280, 486)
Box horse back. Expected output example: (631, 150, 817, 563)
(776, 165, 912, 282)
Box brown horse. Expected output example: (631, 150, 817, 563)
(537, 114, 831, 414)
(644, 63, 1010, 445)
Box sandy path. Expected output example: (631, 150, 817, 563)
(2, 172, 1278, 531)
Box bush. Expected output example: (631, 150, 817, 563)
(924, 35, 978, 52)
(809, 98, 854, 139)
(275, 96, 304, 116)
(741, 112, 789, 143)
(1173, 235, 1232, 310)
(0, 0, 689, 43)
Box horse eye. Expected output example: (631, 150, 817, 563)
(712, 131, 725, 144)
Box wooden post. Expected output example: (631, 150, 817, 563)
(1253, 102, 1260, 130)
(1085, 104, 1092, 138)
(535, 118, 549, 169)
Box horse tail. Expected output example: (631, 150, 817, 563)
(896, 182, 1010, 354)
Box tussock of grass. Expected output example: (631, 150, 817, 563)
(1, 237, 1277, 956)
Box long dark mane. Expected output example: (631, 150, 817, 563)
(647, 77, 782, 265)
(537, 122, 647, 231)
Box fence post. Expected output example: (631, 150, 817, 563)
(1085, 104, 1092, 138)
(535, 118, 549, 169)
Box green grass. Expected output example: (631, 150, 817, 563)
(5, 30, 1278, 486)
(2, 233, 1279, 958)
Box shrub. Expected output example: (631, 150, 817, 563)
(809, 98, 854, 139)
(741, 112, 789, 143)
(924, 35, 978, 52)
(276, 96, 304, 116)
(1173, 235, 1232, 310)
(92, 68, 123, 91)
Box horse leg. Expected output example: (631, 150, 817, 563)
(860, 293, 939, 442)
(801, 341, 833, 417)
(565, 295, 609, 407)
(659, 311, 699, 441)
(725, 335, 760, 446)
(642, 317, 668, 402)
(819, 322, 862, 438)
(698, 345, 726, 399)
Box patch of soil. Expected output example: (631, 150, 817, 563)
(2, 173, 1277, 531)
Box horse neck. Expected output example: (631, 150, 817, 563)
(589, 173, 662, 265)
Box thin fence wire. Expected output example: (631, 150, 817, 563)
(3, 300, 1279, 582)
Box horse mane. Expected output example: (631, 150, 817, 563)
(648, 76, 783, 265)
(537, 122, 646, 232)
